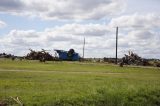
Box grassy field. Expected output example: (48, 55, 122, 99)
(0, 59, 160, 106)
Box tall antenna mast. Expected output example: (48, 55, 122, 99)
(83, 37, 85, 58)
(115, 26, 118, 64)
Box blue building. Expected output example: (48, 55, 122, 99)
(55, 49, 80, 61)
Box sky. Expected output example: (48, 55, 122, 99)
(0, 0, 160, 59)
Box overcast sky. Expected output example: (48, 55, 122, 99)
(0, 0, 160, 58)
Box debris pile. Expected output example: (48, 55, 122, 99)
(121, 51, 150, 66)
(25, 49, 54, 62)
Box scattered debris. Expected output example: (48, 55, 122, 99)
(119, 62, 124, 67)
(103, 57, 117, 63)
(156, 63, 160, 67)
(0, 53, 24, 61)
(0, 100, 7, 106)
(0, 96, 24, 106)
(153, 61, 160, 67)
(10, 96, 24, 106)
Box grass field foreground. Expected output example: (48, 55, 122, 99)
(0, 59, 160, 106)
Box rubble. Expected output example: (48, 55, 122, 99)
(25, 49, 54, 62)
(120, 51, 150, 66)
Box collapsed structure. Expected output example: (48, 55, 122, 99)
(55, 49, 80, 61)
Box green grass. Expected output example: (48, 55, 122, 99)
(0, 59, 160, 106)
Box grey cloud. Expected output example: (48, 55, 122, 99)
(0, 0, 126, 20)
(47, 35, 73, 42)
(109, 13, 160, 29)
(70, 0, 112, 10)
(81, 29, 107, 36)
(0, 0, 24, 11)
(129, 30, 153, 40)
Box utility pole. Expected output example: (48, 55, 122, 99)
(116, 27, 118, 64)
(83, 37, 85, 59)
